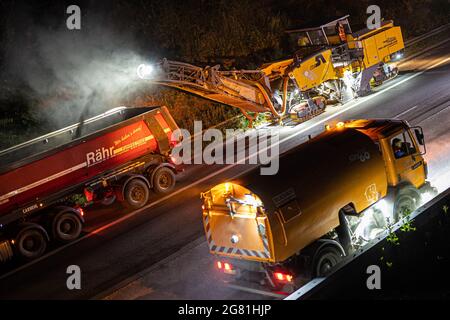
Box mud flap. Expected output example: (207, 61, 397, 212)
(336, 209, 352, 255)
(355, 64, 379, 97)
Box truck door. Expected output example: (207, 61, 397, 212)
(389, 130, 425, 188)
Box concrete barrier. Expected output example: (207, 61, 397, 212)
(286, 187, 450, 300)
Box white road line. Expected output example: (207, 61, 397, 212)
(2, 54, 449, 281)
(394, 105, 419, 119)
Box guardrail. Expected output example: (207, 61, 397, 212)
(405, 23, 450, 47)
(285, 186, 450, 300)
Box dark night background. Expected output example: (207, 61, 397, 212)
(0, 0, 448, 149)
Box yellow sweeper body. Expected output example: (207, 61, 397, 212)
(202, 119, 430, 289)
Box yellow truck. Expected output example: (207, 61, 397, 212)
(201, 119, 435, 293)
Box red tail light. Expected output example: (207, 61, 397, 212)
(216, 261, 235, 274)
(273, 272, 293, 283)
(78, 208, 85, 217)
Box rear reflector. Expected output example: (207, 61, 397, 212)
(84, 188, 94, 202)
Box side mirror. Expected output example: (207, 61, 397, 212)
(411, 127, 426, 155)
(414, 128, 424, 145)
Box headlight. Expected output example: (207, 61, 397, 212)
(136, 64, 154, 79)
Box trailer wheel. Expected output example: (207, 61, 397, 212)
(124, 179, 150, 209)
(52, 211, 83, 243)
(14, 225, 48, 261)
(101, 194, 117, 206)
(153, 167, 175, 194)
(313, 246, 343, 278)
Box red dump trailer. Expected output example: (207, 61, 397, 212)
(0, 106, 180, 263)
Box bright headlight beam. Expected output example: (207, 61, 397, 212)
(137, 64, 153, 79)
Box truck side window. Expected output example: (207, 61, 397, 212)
(391, 131, 417, 159)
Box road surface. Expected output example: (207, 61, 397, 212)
(0, 39, 449, 300)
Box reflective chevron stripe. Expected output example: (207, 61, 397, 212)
(204, 215, 270, 259)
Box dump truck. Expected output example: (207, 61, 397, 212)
(201, 119, 436, 293)
(0, 106, 180, 263)
(138, 16, 404, 125)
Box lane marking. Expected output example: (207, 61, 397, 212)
(394, 105, 418, 119)
(2, 53, 449, 282)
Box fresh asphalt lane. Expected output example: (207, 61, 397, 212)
(0, 40, 449, 299)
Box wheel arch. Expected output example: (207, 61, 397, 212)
(314, 239, 346, 258)
(53, 205, 85, 224)
(15, 222, 50, 242)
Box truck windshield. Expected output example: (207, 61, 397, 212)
(391, 131, 417, 159)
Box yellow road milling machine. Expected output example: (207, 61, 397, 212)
(139, 16, 404, 125)
(201, 119, 436, 293)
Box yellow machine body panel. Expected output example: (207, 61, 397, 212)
(290, 49, 337, 91)
(355, 24, 404, 68)
(260, 59, 294, 80)
(202, 183, 275, 262)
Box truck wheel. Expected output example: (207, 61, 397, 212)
(394, 186, 421, 222)
(52, 211, 83, 243)
(153, 167, 175, 194)
(101, 194, 116, 206)
(313, 246, 343, 278)
(14, 225, 48, 261)
(124, 179, 150, 209)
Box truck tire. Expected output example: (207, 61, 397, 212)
(394, 185, 421, 222)
(14, 224, 48, 261)
(124, 179, 150, 209)
(52, 211, 83, 243)
(152, 167, 175, 194)
(313, 246, 343, 278)
(101, 194, 117, 206)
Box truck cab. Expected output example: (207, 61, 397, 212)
(346, 119, 427, 189)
